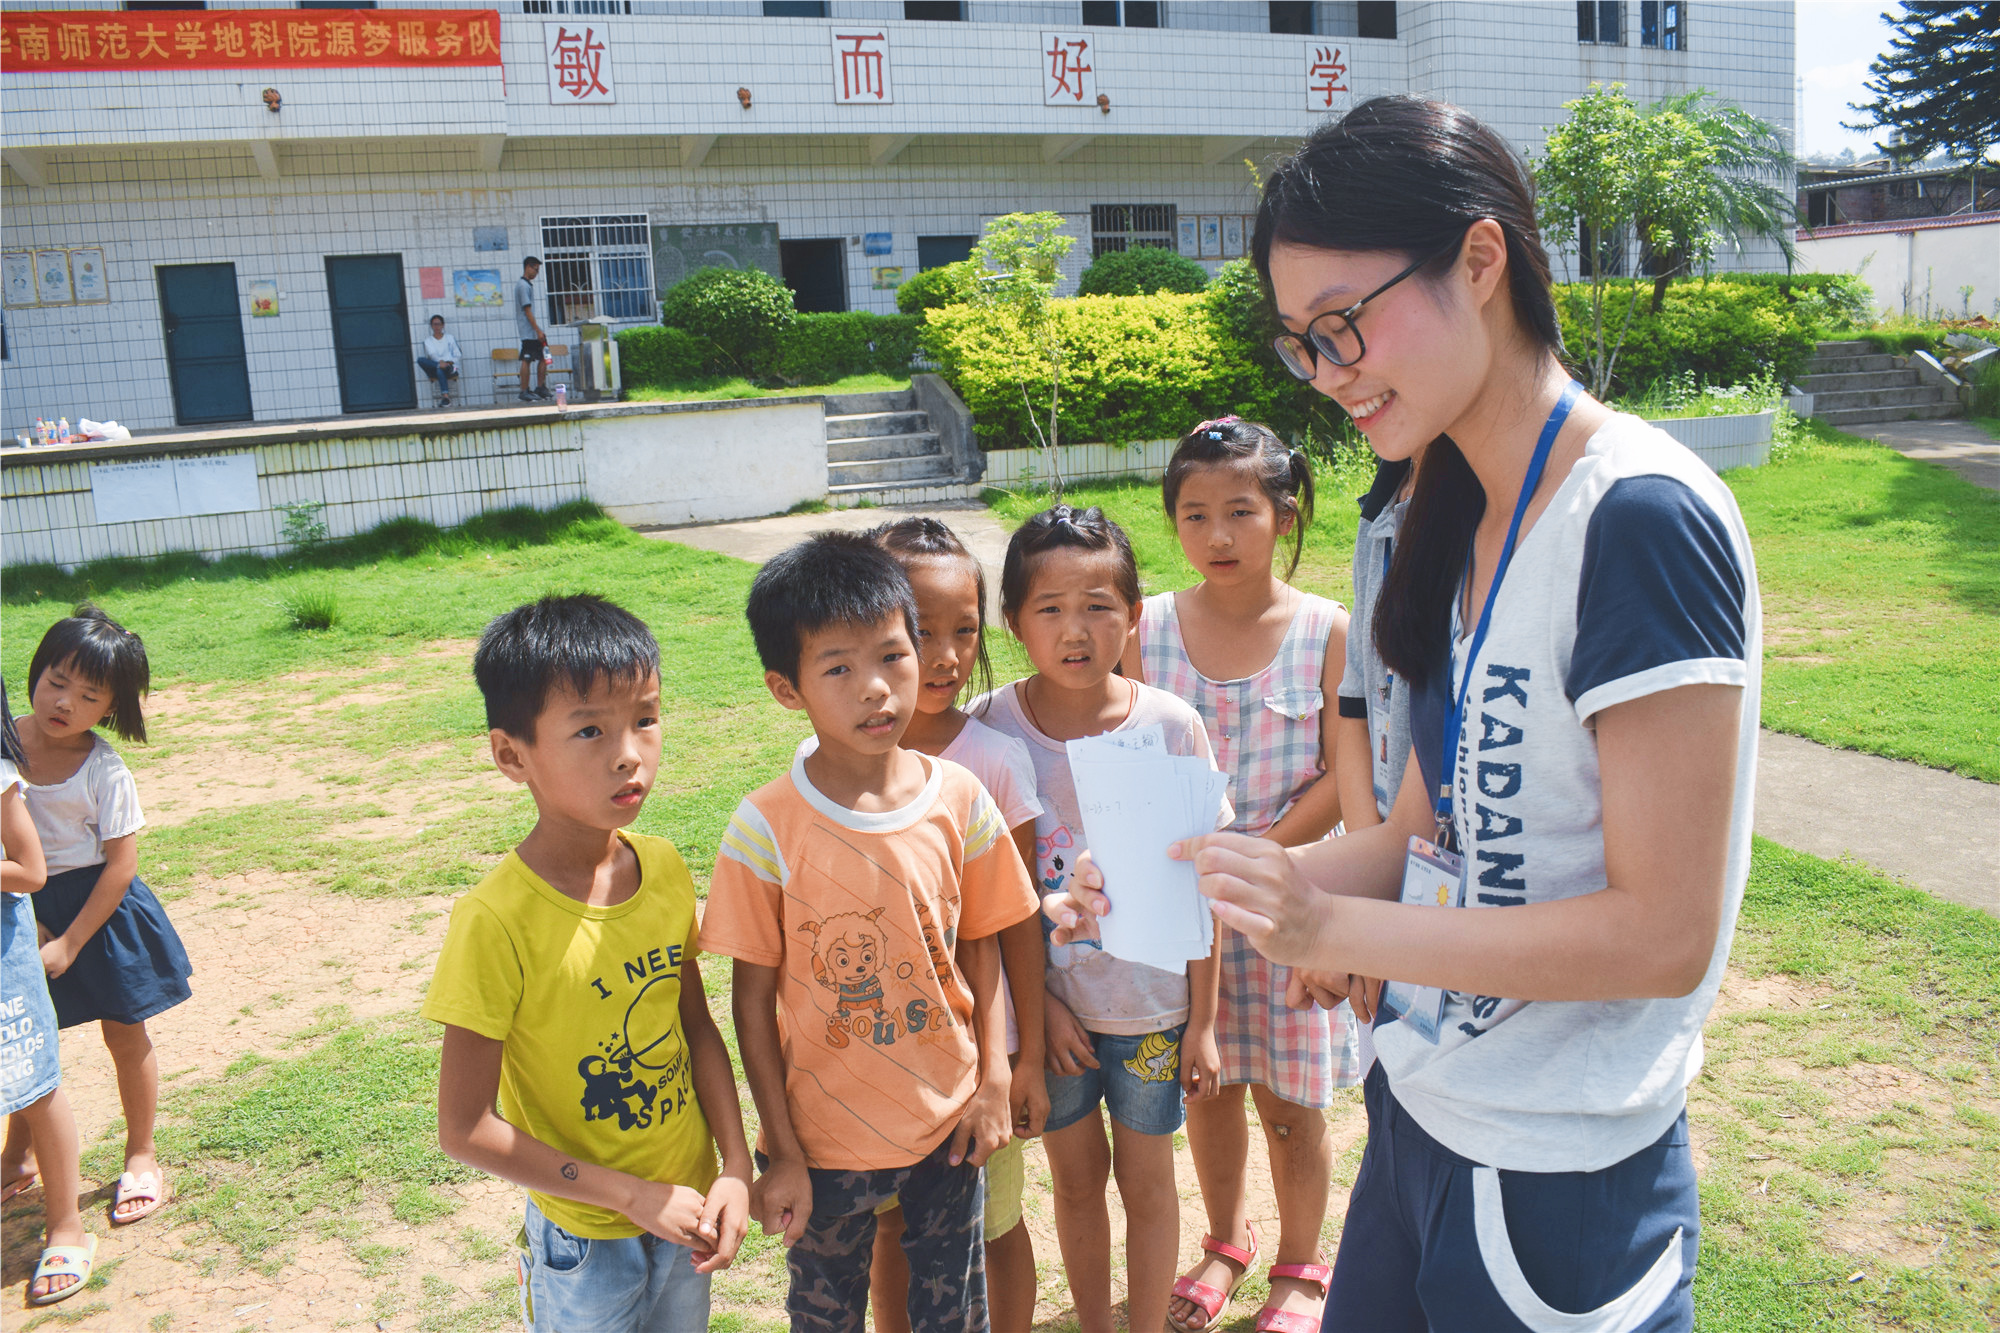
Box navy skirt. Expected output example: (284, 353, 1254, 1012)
(30, 864, 192, 1029)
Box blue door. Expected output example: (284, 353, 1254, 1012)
(157, 263, 253, 427)
(326, 254, 417, 414)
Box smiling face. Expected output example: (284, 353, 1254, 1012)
(1006, 547, 1140, 693)
(496, 670, 662, 833)
(1268, 239, 1486, 463)
(904, 558, 983, 716)
(769, 614, 920, 761)
(29, 656, 116, 741)
(1172, 462, 1293, 588)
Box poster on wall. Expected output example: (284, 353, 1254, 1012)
(2, 252, 35, 307)
(91, 454, 261, 526)
(864, 233, 893, 256)
(172, 454, 261, 516)
(454, 269, 504, 307)
(1177, 218, 1199, 257)
(1221, 216, 1245, 259)
(473, 227, 508, 252)
(1198, 217, 1222, 259)
(248, 280, 279, 316)
(419, 267, 446, 300)
(651, 223, 782, 295)
(33, 250, 72, 305)
(69, 249, 108, 302)
(872, 267, 904, 290)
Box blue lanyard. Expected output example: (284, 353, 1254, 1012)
(1436, 380, 1582, 840)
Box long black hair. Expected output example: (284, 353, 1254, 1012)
(1163, 416, 1317, 581)
(1253, 95, 1562, 687)
(872, 515, 994, 704)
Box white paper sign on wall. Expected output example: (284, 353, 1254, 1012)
(1306, 42, 1351, 112)
(91, 453, 261, 526)
(546, 22, 614, 104)
(830, 28, 892, 103)
(1042, 31, 1096, 106)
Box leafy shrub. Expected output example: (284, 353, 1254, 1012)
(776, 312, 921, 384)
(615, 325, 705, 388)
(657, 267, 796, 376)
(1077, 246, 1210, 297)
(895, 261, 976, 316)
(1555, 277, 1819, 395)
(279, 585, 340, 631)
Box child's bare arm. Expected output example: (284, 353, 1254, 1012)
(999, 828, 1048, 1136)
(0, 786, 46, 895)
(1262, 611, 1352, 846)
(41, 831, 135, 979)
(679, 956, 751, 1272)
(1332, 714, 1380, 832)
(436, 1024, 709, 1247)
(732, 960, 811, 1246)
(1182, 935, 1223, 1102)
(949, 931, 1011, 1168)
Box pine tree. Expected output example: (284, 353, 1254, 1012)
(1846, 2, 1999, 161)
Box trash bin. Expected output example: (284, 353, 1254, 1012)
(572, 323, 621, 402)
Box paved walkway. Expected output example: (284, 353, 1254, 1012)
(646, 487, 1998, 917)
(1867, 417, 2000, 492)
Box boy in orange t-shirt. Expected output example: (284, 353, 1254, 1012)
(703, 532, 1037, 1333)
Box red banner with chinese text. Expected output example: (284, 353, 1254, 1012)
(1, 10, 501, 73)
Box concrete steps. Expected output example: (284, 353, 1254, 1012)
(1800, 340, 1961, 431)
(823, 388, 959, 493)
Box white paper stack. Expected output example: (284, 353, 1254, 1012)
(1064, 723, 1229, 973)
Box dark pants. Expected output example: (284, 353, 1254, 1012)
(759, 1136, 986, 1333)
(417, 356, 457, 393)
(1327, 1063, 1699, 1332)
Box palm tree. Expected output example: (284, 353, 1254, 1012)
(1634, 90, 1798, 312)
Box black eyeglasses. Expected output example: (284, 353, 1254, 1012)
(1271, 231, 1470, 381)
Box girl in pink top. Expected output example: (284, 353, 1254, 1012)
(1124, 418, 1357, 1333)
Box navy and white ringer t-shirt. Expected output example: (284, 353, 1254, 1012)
(1374, 411, 1762, 1175)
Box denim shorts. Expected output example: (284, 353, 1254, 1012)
(1044, 1024, 1186, 1136)
(0, 893, 62, 1116)
(516, 1197, 711, 1333)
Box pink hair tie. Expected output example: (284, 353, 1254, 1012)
(1195, 414, 1242, 439)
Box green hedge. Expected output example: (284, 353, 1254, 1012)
(1077, 246, 1211, 297)
(657, 267, 796, 376)
(615, 325, 705, 388)
(776, 312, 921, 384)
(1555, 277, 1829, 394)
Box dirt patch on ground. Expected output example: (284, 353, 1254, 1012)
(1711, 969, 1822, 1017)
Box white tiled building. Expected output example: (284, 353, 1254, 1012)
(2, 0, 1793, 433)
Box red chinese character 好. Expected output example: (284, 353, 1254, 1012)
(1309, 45, 1347, 108)
(834, 30, 886, 101)
(1046, 35, 1091, 101)
(550, 26, 608, 98)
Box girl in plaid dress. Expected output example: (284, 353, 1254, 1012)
(1124, 418, 1359, 1333)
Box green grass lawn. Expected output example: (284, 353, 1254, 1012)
(625, 371, 908, 404)
(987, 420, 2000, 782)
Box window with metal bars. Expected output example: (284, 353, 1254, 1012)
(539, 214, 654, 325)
(1090, 204, 1178, 258)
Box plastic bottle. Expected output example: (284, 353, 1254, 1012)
(58, 416, 69, 442)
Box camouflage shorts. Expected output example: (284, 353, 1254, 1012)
(759, 1137, 987, 1333)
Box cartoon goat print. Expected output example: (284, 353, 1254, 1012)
(798, 906, 896, 1048)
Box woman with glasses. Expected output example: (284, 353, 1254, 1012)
(1046, 95, 1758, 1332)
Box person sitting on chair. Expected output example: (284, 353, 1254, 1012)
(417, 315, 463, 408)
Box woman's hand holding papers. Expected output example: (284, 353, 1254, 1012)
(1172, 832, 1330, 971)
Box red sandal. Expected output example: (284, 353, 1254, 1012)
(1168, 1221, 1260, 1333)
(1254, 1260, 1333, 1333)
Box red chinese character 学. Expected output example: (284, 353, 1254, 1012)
(1046, 35, 1090, 100)
(1309, 45, 1347, 108)
(551, 26, 608, 98)
(834, 30, 886, 101)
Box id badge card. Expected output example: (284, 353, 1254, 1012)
(1379, 835, 1464, 1044)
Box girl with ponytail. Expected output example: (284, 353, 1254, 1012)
(1050, 95, 1762, 1331)
(1123, 416, 1355, 1333)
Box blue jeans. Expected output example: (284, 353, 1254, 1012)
(516, 1197, 710, 1332)
(1044, 1024, 1187, 1136)
(417, 356, 457, 392)
(1326, 1064, 1698, 1332)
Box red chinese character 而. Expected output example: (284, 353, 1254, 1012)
(834, 30, 887, 101)
(550, 26, 608, 98)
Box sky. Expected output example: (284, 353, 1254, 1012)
(1794, 1, 1901, 160)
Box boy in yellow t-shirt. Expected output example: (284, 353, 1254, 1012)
(424, 594, 751, 1333)
(703, 533, 1038, 1332)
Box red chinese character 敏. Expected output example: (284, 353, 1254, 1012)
(550, 26, 608, 98)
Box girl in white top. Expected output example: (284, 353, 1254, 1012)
(5, 606, 192, 1231)
(859, 517, 1047, 1333)
(1053, 97, 1760, 1333)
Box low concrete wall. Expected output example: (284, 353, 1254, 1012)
(1648, 410, 1774, 473)
(1, 397, 827, 568)
(1795, 215, 2000, 320)
(911, 373, 982, 484)
(986, 437, 1180, 489)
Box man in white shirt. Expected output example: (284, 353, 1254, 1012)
(417, 315, 463, 407)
